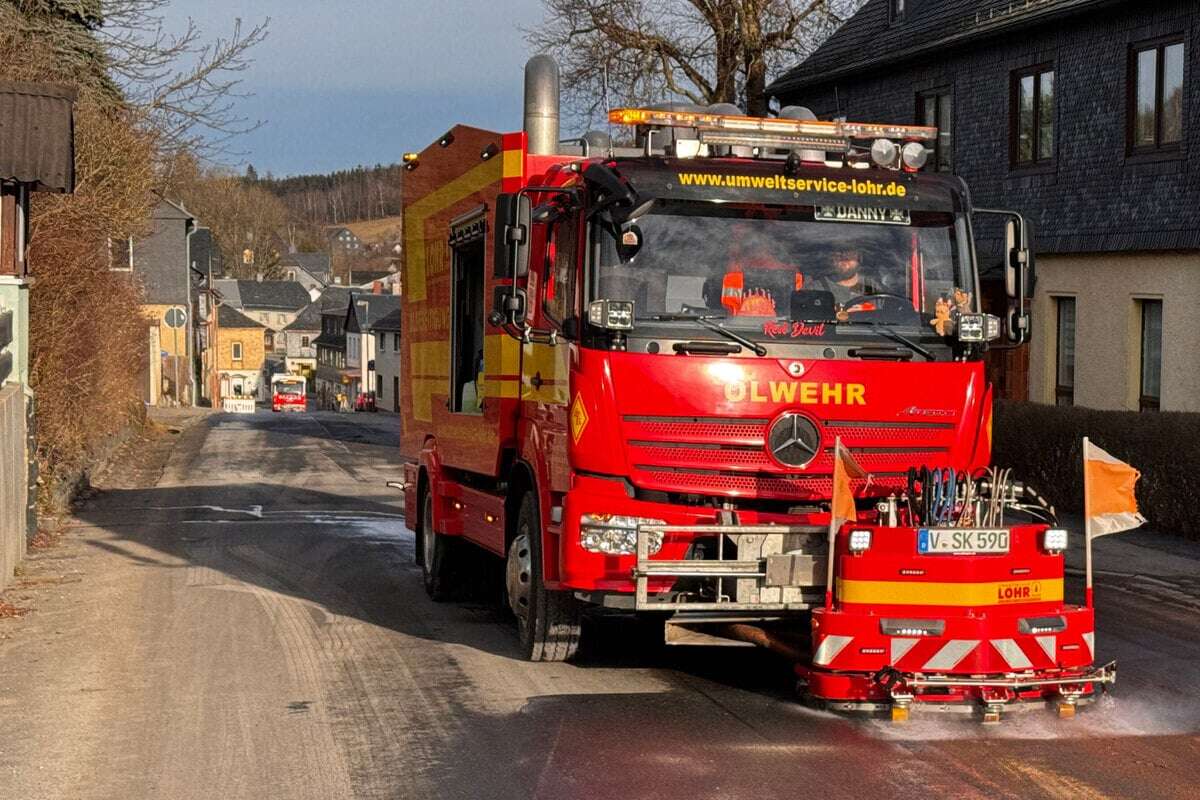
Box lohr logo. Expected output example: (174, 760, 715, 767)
(996, 581, 1042, 603)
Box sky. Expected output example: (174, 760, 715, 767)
(160, 1, 547, 176)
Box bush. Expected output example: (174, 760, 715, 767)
(993, 401, 1200, 538)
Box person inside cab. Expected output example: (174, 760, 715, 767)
(809, 246, 872, 307)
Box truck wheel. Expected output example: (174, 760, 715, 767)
(420, 491, 456, 601)
(507, 493, 582, 662)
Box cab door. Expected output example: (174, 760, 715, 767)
(522, 210, 580, 497)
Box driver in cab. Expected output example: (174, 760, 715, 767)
(809, 247, 871, 307)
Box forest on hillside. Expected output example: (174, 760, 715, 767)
(251, 163, 404, 228)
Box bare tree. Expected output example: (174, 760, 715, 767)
(96, 0, 269, 159)
(527, 0, 864, 123)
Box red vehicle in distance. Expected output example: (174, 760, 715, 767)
(271, 374, 307, 413)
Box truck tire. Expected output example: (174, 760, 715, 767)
(507, 492, 582, 662)
(420, 490, 457, 601)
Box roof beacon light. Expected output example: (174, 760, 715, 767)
(609, 107, 937, 155)
(901, 141, 929, 171)
(870, 138, 898, 168)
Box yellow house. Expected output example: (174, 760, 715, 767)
(214, 304, 266, 400)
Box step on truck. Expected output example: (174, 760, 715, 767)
(397, 56, 1114, 721)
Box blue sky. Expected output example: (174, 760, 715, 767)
(160, 1, 546, 176)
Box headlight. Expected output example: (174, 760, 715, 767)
(1042, 528, 1069, 554)
(580, 513, 665, 555)
(848, 529, 872, 553)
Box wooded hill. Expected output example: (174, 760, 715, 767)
(252, 163, 404, 228)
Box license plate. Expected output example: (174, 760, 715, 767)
(917, 528, 1009, 554)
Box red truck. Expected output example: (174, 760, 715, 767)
(398, 56, 1113, 721)
(271, 374, 307, 413)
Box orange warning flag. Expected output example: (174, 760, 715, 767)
(826, 437, 869, 606)
(1083, 438, 1146, 539)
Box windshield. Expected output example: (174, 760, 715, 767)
(274, 381, 304, 396)
(592, 200, 974, 339)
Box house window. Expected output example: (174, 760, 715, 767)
(1012, 66, 1054, 167)
(1129, 38, 1185, 153)
(233, 379, 244, 396)
(916, 89, 952, 171)
(890, 0, 905, 23)
(1054, 297, 1075, 406)
(1139, 300, 1162, 411)
(232, 341, 243, 362)
(393, 333, 401, 351)
(301, 336, 310, 348)
(108, 236, 134, 270)
(376, 331, 385, 350)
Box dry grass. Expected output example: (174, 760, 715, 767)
(344, 215, 403, 244)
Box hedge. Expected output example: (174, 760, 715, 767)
(993, 401, 1200, 538)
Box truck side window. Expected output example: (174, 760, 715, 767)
(450, 214, 487, 413)
(543, 214, 578, 331)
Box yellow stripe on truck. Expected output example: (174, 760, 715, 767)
(404, 157, 502, 302)
(836, 578, 1063, 607)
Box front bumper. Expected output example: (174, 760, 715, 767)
(803, 604, 1111, 711)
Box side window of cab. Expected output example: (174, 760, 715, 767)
(543, 212, 579, 332)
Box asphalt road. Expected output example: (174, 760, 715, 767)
(1, 408, 1197, 799)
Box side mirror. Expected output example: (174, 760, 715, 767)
(491, 285, 526, 325)
(511, 194, 531, 278)
(1003, 216, 1030, 343)
(1004, 218, 1029, 300)
(495, 193, 531, 279)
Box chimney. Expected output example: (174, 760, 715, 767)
(373, 281, 382, 295)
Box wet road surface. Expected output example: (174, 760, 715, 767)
(1, 408, 1197, 799)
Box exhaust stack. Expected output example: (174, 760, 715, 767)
(523, 55, 560, 155)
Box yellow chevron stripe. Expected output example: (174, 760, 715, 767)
(404, 157, 502, 302)
(836, 577, 1063, 607)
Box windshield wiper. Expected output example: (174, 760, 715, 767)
(840, 320, 935, 361)
(645, 313, 768, 357)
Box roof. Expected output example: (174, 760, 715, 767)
(217, 304, 264, 329)
(154, 195, 192, 221)
(369, 307, 401, 332)
(318, 285, 353, 314)
(768, 0, 1112, 96)
(0, 81, 76, 192)
(212, 279, 311, 311)
(278, 251, 332, 280)
(212, 279, 241, 307)
(284, 301, 323, 332)
(348, 294, 400, 331)
(353, 269, 399, 286)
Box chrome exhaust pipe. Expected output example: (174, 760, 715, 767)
(523, 55, 560, 155)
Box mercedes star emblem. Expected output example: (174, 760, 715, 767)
(767, 413, 821, 468)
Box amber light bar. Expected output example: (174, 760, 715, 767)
(608, 107, 937, 142)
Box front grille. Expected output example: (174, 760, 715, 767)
(622, 414, 957, 500)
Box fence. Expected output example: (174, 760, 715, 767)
(221, 397, 256, 414)
(0, 384, 25, 590)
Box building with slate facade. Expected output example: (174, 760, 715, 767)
(770, 0, 1197, 412)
